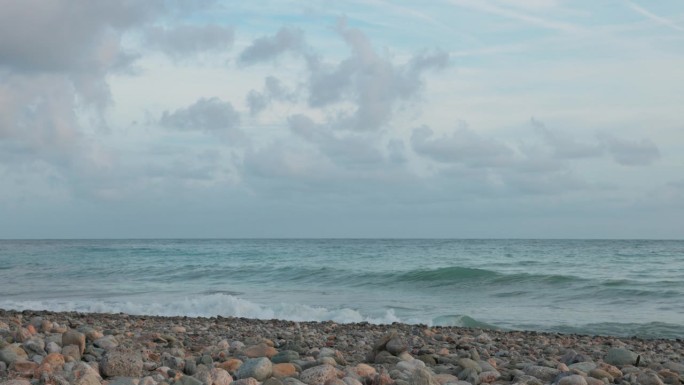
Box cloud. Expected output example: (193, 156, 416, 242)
(531, 119, 660, 166)
(411, 124, 515, 168)
(288, 114, 385, 166)
(144, 24, 235, 58)
(305, 21, 448, 131)
(238, 27, 305, 64)
(0, 0, 174, 176)
(531, 118, 603, 159)
(598, 133, 660, 166)
(0, 0, 159, 74)
(246, 76, 297, 115)
(159, 97, 243, 140)
(241, 21, 448, 131)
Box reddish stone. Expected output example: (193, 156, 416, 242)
(272, 363, 297, 378)
(10, 360, 39, 377)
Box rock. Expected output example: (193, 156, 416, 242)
(23, 337, 45, 356)
(354, 363, 377, 378)
(417, 355, 436, 367)
(0, 344, 28, 365)
(100, 348, 144, 378)
(588, 368, 613, 382)
(386, 336, 408, 355)
(162, 352, 184, 370)
(605, 348, 638, 366)
(211, 367, 234, 385)
(568, 362, 596, 373)
(237, 357, 273, 381)
(637, 371, 665, 385)
(218, 358, 243, 373)
(584, 377, 605, 385)
(409, 368, 439, 385)
(107, 378, 139, 385)
(458, 368, 479, 384)
(184, 358, 197, 375)
(434, 373, 459, 385)
(46, 341, 62, 354)
(375, 351, 401, 365)
(93, 335, 119, 350)
(272, 363, 297, 378)
(663, 362, 684, 374)
(478, 371, 500, 383)
(193, 364, 212, 385)
(82, 327, 104, 342)
(458, 358, 481, 373)
(342, 377, 363, 385)
(62, 344, 82, 361)
(9, 359, 39, 376)
(177, 375, 204, 385)
(658, 370, 680, 385)
(597, 363, 622, 378)
(62, 330, 86, 355)
(300, 364, 339, 385)
(244, 343, 278, 358)
(200, 354, 213, 366)
(171, 326, 187, 333)
(3, 380, 32, 385)
(13, 327, 32, 342)
(558, 374, 588, 385)
(264, 378, 285, 385)
(523, 365, 560, 382)
(70, 361, 102, 385)
(373, 332, 397, 353)
(272, 350, 300, 364)
(231, 378, 260, 385)
(319, 356, 337, 366)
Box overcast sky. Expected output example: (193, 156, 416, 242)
(1, 0, 683, 239)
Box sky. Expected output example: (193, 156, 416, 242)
(1, 0, 683, 239)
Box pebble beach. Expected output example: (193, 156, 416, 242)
(1, 309, 682, 385)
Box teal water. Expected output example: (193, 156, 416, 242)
(0, 239, 682, 339)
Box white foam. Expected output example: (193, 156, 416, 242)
(0, 293, 405, 325)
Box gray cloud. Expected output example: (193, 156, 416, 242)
(598, 133, 660, 166)
(531, 118, 603, 159)
(246, 76, 298, 115)
(411, 125, 515, 168)
(160, 97, 242, 140)
(240, 21, 448, 131)
(144, 24, 235, 58)
(238, 27, 305, 64)
(0, 0, 175, 175)
(0, 0, 158, 74)
(306, 22, 449, 131)
(288, 114, 384, 166)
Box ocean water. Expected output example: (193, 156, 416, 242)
(0, 239, 682, 339)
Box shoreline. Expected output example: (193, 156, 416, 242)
(1, 309, 682, 384)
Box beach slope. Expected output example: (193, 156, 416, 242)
(0, 309, 682, 385)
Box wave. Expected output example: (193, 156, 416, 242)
(398, 266, 497, 282)
(431, 314, 501, 329)
(542, 321, 684, 340)
(0, 293, 402, 325)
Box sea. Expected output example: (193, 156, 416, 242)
(0, 239, 682, 339)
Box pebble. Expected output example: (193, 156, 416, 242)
(557, 374, 588, 385)
(237, 357, 272, 381)
(0, 309, 681, 385)
(62, 330, 86, 355)
(100, 348, 144, 378)
(299, 364, 339, 385)
(605, 348, 638, 366)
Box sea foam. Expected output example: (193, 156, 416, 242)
(0, 293, 404, 324)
